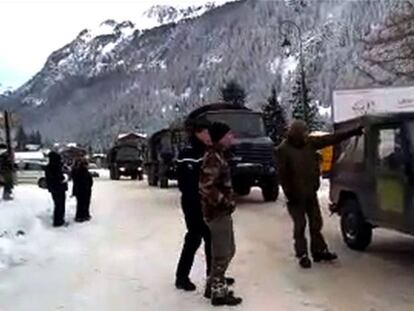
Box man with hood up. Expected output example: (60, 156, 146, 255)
(175, 118, 213, 291)
(277, 120, 363, 268)
(45, 151, 68, 227)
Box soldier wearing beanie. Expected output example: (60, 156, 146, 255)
(199, 122, 242, 307)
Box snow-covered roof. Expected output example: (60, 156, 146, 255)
(15, 152, 46, 161)
(117, 132, 147, 140)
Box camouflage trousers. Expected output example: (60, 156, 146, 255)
(206, 214, 236, 299)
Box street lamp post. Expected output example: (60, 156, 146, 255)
(280, 20, 308, 122)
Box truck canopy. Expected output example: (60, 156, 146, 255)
(333, 85, 414, 123)
(185, 102, 250, 123)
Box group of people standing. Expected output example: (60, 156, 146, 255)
(45, 151, 93, 227)
(174, 118, 362, 306)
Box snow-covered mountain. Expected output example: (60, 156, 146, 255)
(0, 83, 13, 96)
(0, 0, 406, 147)
(143, 3, 218, 25)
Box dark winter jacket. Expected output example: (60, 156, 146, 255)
(45, 153, 68, 193)
(199, 145, 235, 222)
(72, 166, 93, 196)
(276, 127, 362, 201)
(177, 137, 205, 196)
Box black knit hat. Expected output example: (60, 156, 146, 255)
(209, 122, 231, 143)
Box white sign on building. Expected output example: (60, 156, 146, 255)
(333, 86, 414, 123)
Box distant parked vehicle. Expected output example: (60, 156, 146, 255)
(88, 163, 100, 178)
(16, 161, 47, 188)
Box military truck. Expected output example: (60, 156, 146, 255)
(108, 133, 146, 180)
(330, 86, 414, 250)
(186, 103, 279, 202)
(145, 126, 186, 188)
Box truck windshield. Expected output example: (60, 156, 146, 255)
(116, 147, 140, 161)
(206, 113, 265, 138)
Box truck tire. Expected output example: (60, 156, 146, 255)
(261, 178, 279, 202)
(110, 168, 116, 180)
(113, 169, 120, 180)
(234, 184, 251, 196)
(160, 177, 168, 189)
(340, 198, 372, 251)
(38, 177, 47, 189)
(138, 172, 144, 181)
(131, 172, 138, 180)
(147, 165, 158, 186)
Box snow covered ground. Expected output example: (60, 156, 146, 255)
(0, 170, 111, 271)
(0, 179, 414, 310)
(0, 185, 77, 270)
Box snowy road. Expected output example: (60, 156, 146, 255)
(1, 177, 414, 311)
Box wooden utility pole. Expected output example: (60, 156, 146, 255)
(4, 111, 12, 156)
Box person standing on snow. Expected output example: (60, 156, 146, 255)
(199, 122, 242, 307)
(71, 157, 93, 223)
(175, 119, 213, 290)
(276, 119, 363, 269)
(45, 151, 68, 227)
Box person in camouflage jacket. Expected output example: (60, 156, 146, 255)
(199, 122, 242, 307)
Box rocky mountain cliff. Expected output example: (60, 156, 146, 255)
(0, 0, 406, 148)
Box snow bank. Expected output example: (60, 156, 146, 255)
(0, 185, 75, 270)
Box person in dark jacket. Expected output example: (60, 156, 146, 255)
(72, 157, 93, 222)
(175, 119, 213, 291)
(276, 120, 363, 268)
(45, 152, 68, 227)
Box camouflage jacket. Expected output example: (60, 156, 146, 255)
(199, 146, 235, 222)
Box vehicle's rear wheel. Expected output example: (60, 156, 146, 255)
(261, 177, 279, 202)
(138, 172, 144, 181)
(38, 177, 47, 189)
(147, 165, 158, 186)
(340, 198, 372, 251)
(160, 176, 168, 189)
(110, 167, 120, 180)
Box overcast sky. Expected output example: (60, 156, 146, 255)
(0, 0, 225, 89)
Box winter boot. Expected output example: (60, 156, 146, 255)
(175, 278, 196, 291)
(313, 250, 338, 263)
(299, 256, 312, 269)
(211, 291, 243, 307)
(204, 278, 235, 299)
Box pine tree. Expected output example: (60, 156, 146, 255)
(15, 126, 27, 151)
(289, 76, 321, 131)
(262, 87, 287, 145)
(35, 131, 42, 145)
(220, 79, 246, 106)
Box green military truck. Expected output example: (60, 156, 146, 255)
(330, 86, 414, 250)
(108, 133, 146, 180)
(145, 126, 186, 188)
(186, 103, 279, 202)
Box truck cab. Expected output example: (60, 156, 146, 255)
(186, 103, 279, 202)
(330, 86, 414, 250)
